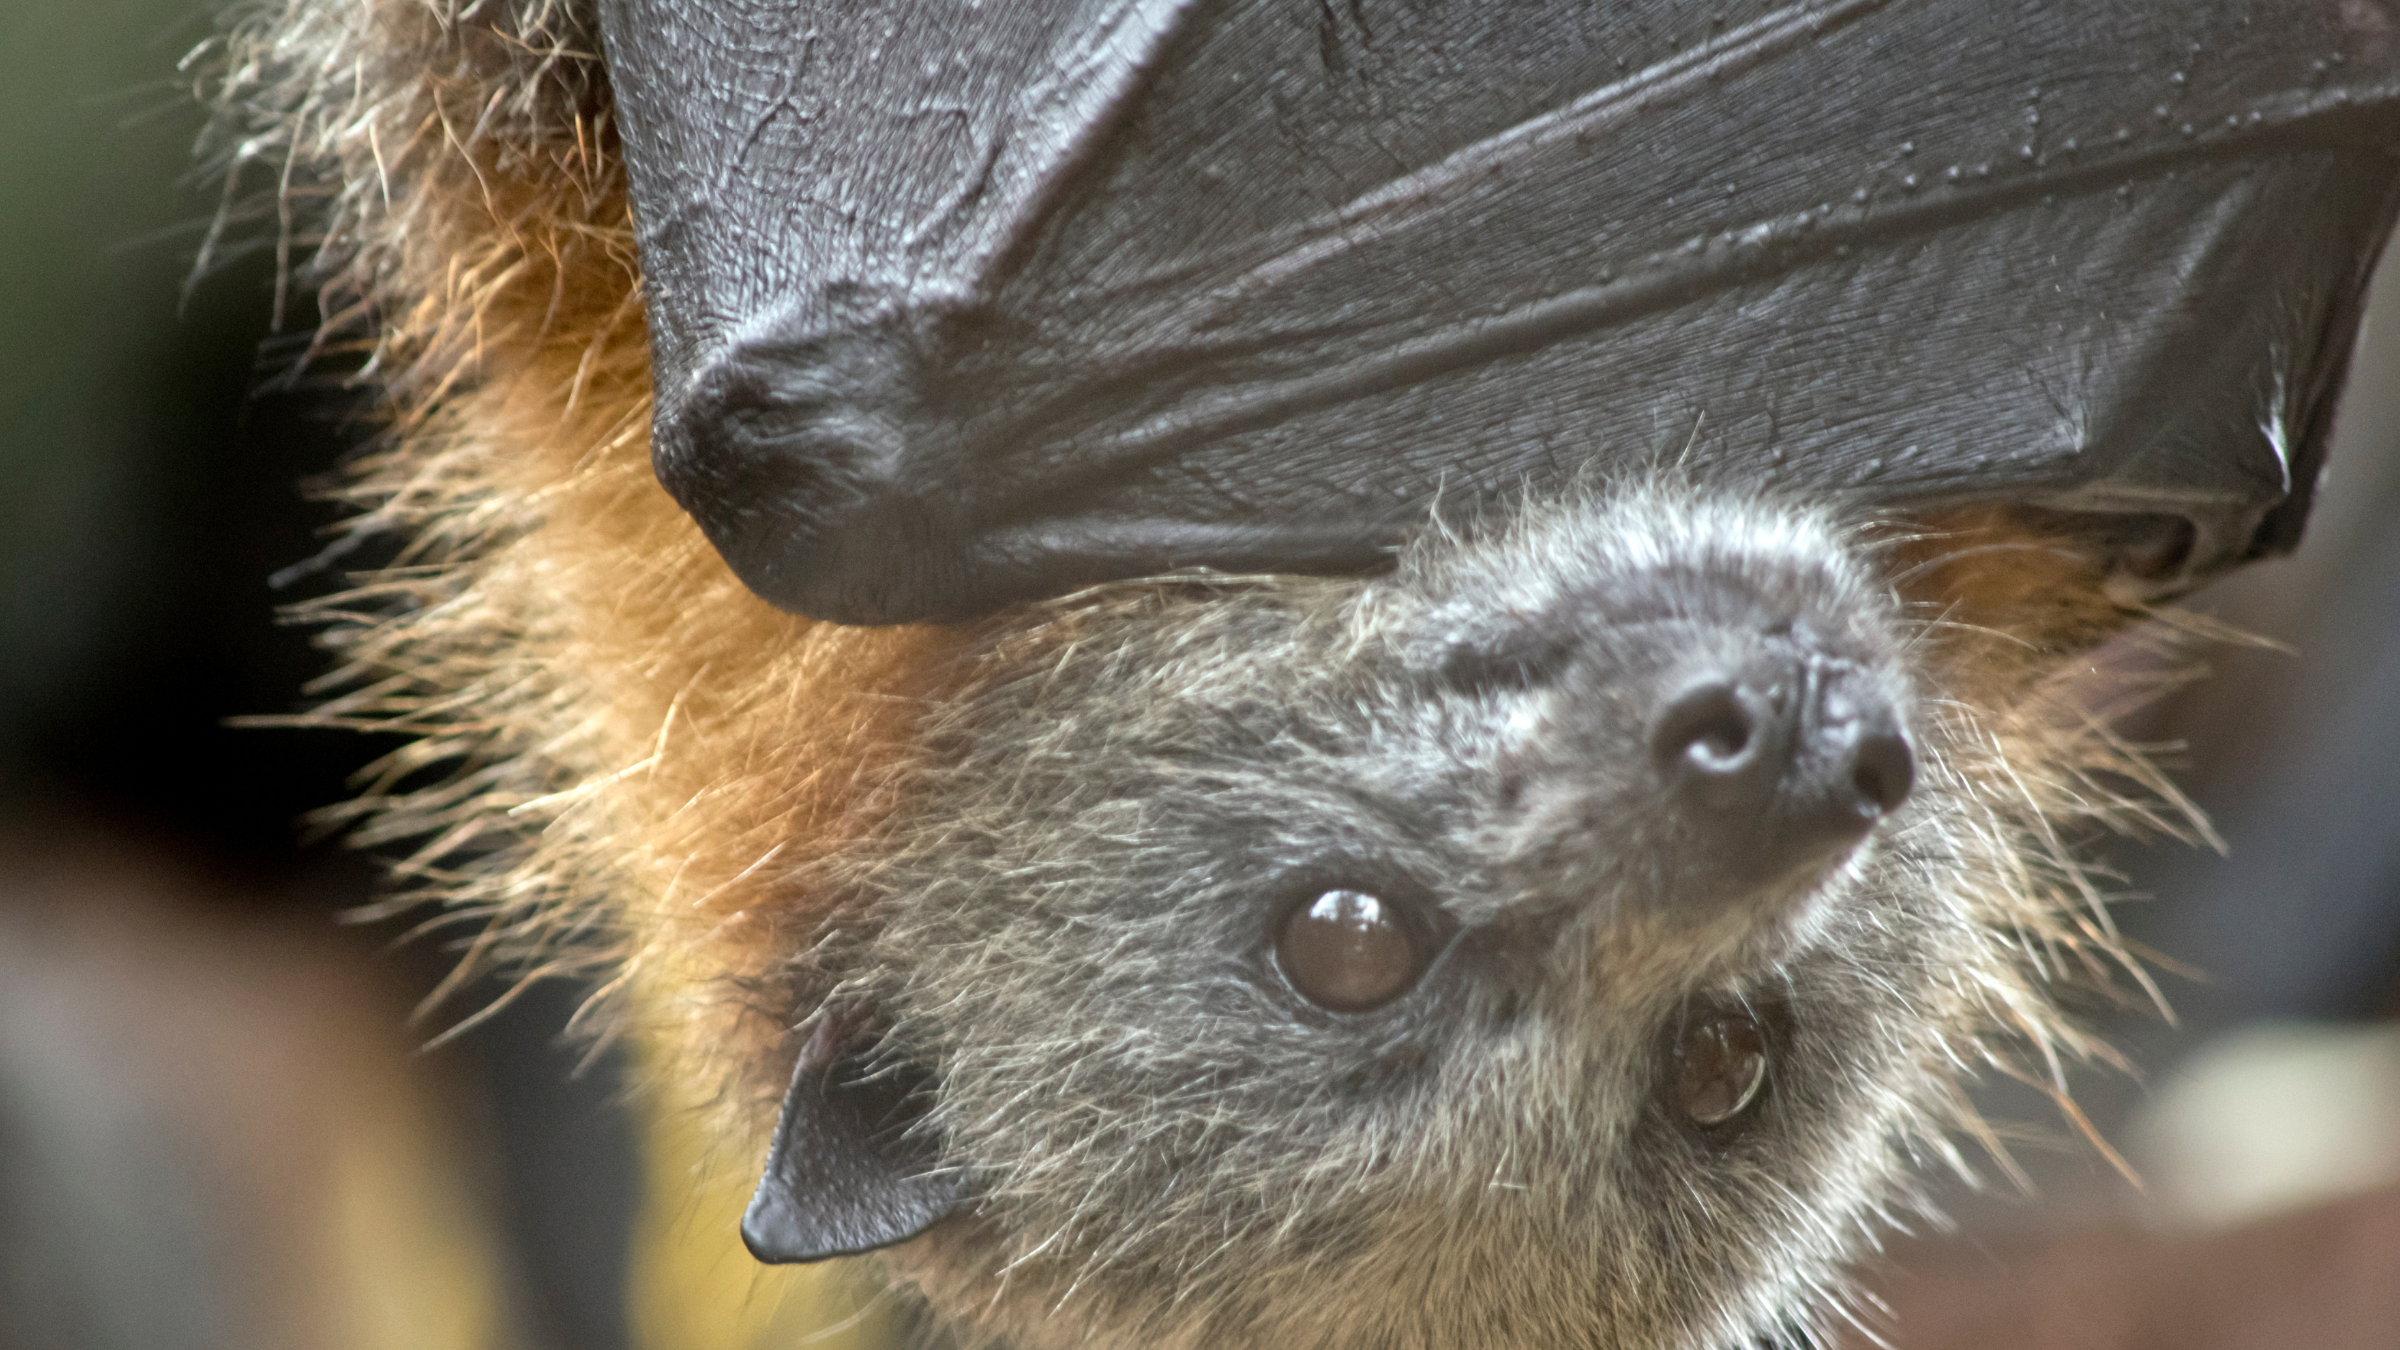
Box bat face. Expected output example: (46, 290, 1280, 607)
(737, 487, 2022, 1349)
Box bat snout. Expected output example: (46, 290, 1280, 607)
(1649, 651, 1915, 891)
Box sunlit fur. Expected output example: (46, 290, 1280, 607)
(198, 3, 2183, 1346)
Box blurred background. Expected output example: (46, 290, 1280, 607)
(0, 3, 645, 1348)
(1, 3, 2395, 1349)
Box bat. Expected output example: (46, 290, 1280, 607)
(195, 0, 2400, 1346)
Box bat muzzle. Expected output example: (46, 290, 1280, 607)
(1650, 652, 1915, 892)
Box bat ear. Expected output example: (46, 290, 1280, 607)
(741, 1006, 966, 1263)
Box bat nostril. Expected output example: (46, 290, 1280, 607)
(1848, 727, 1916, 816)
(1653, 681, 1762, 779)
(1772, 697, 1912, 868)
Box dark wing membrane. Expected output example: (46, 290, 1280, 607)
(599, 0, 2400, 624)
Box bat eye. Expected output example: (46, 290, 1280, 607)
(1673, 1006, 1770, 1127)
(1276, 889, 1432, 1013)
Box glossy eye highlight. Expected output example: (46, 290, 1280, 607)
(1673, 1006, 1771, 1127)
(1275, 889, 1430, 1012)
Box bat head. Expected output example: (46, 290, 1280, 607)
(752, 486, 2007, 1349)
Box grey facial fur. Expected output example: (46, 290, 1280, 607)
(819, 485, 2027, 1350)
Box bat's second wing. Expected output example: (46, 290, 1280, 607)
(599, 0, 2400, 625)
